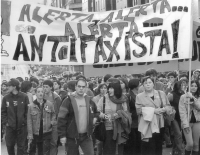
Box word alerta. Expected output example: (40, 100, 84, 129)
(11, 0, 189, 64)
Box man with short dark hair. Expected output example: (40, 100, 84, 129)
(165, 72, 177, 95)
(43, 80, 62, 155)
(1, 78, 29, 155)
(58, 78, 99, 155)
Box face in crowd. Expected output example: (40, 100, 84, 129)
(1, 84, 8, 91)
(143, 78, 154, 92)
(43, 85, 52, 94)
(108, 87, 114, 96)
(36, 87, 44, 100)
(75, 80, 86, 96)
(100, 85, 107, 96)
(190, 81, 198, 94)
(120, 80, 126, 90)
(168, 75, 176, 84)
(53, 82, 60, 91)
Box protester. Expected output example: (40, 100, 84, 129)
(124, 79, 141, 155)
(97, 78, 131, 155)
(27, 86, 57, 155)
(192, 69, 200, 81)
(168, 81, 185, 155)
(136, 76, 172, 155)
(1, 78, 29, 155)
(16, 77, 24, 89)
(1, 81, 9, 97)
(58, 77, 99, 155)
(119, 77, 129, 95)
(53, 80, 68, 101)
(43, 80, 62, 155)
(21, 81, 34, 104)
(92, 83, 107, 155)
(66, 80, 76, 94)
(165, 72, 177, 95)
(30, 77, 39, 87)
(179, 80, 200, 155)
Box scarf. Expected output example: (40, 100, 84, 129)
(109, 94, 127, 104)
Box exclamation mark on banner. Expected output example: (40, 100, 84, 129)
(171, 20, 180, 58)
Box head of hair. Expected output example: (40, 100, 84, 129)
(35, 86, 43, 93)
(98, 78, 102, 84)
(88, 82, 94, 91)
(97, 83, 107, 94)
(107, 79, 122, 99)
(30, 77, 39, 85)
(173, 81, 184, 94)
(158, 74, 165, 79)
(142, 76, 155, 84)
(145, 68, 157, 77)
(53, 80, 61, 89)
(43, 80, 53, 88)
(104, 74, 112, 83)
(119, 77, 129, 91)
(21, 81, 32, 93)
(167, 72, 177, 78)
(191, 80, 200, 97)
(128, 79, 140, 90)
(16, 77, 24, 83)
(67, 80, 77, 92)
(1, 82, 8, 87)
(114, 75, 121, 79)
(179, 74, 188, 80)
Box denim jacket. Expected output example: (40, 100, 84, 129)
(179, 94, 200, 129)
(27, 99, 57, 139)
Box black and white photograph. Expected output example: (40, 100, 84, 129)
(1, 0, 200, 155)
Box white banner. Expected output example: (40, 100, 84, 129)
(1, 0, 193, 65)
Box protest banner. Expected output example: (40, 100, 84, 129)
(1, 0, 193, 65)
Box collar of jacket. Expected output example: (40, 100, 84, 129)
(33, 99, 47, 109)
(71, 91, 87, 98)
(144, 89, 159, 98)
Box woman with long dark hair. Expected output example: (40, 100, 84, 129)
(179, 80, 200, 155)
(97, 78, 131, 155)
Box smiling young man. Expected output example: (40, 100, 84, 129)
(1, 78, 29, 155)
(43, 80, 62, 155)
(58, 77, 99, 155)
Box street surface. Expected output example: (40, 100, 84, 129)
(1, 137, 172, 155)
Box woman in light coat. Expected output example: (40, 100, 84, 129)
(135, 76, 172, 155)
(179, 80, 200, 155)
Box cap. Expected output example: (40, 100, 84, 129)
(7, 78, 20, 87)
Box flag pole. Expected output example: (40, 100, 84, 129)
(188, 58, 192, 121)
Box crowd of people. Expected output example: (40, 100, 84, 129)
(1, 68, 200, 155)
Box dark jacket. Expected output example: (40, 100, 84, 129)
(1, 92, 29, 129)
(27, 99, 57, 139)
(57, 93, 99, 139)
(127, 90, 138, 128)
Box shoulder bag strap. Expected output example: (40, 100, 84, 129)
(103, 96, 105, 113)
(158, 91, 163, 108)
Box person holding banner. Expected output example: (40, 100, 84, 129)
(136, 76, 173, 155)
(179, 80, 200, 155)
(27, 86, 57, 155)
